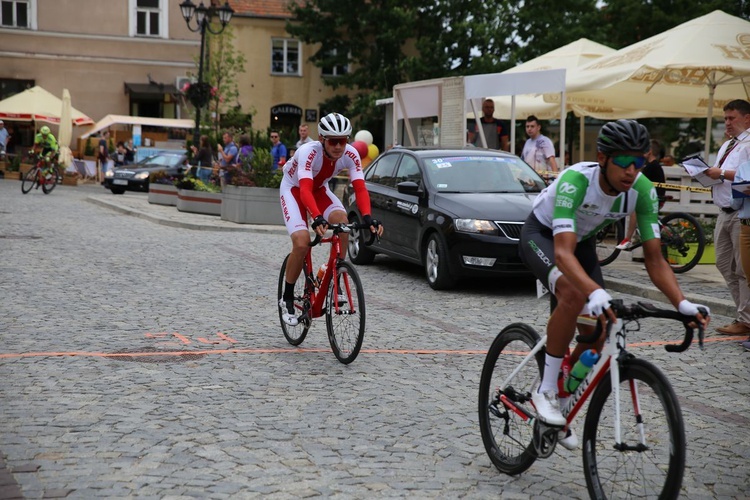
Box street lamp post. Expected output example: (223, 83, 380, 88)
(179, 0, 234, 147)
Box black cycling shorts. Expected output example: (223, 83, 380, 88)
(519, 212, 604, 296)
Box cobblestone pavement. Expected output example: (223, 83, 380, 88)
(0, 180, 748, 499)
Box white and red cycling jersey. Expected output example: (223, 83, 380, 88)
(279, 141, 372, 234)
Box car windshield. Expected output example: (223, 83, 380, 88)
(138, 154, 183, 167)
(422, 155, 546, 193)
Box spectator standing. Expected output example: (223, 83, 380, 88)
(295, 123, 313, 150)
(617, 139, 666, 249)
(114, 141, 134, 167)
(98, 130, 111, 183)
(731, 159, 750, 350)
(468, 99, 510, 151)
(0, 120, 9, 155)
(217, 131, 238, 188)
(521, 115, 558, 174)
(270, 130, 287, 170)
(190, 135, 214, 183)
(237, 134, 253, 166)
(704, 99, 750, 335)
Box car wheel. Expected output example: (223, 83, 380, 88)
(424, 233, 456, 290)
(110, 188, 125, 195)
(347, 213, 376, 265)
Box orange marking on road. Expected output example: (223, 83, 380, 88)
(217, 332, 237, 343)
(0, 336, 741, 360)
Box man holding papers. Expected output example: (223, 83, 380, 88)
(704, 99, 750, 336)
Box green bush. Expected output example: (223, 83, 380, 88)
(226, 147, 282, 188)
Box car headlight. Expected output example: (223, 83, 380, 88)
(134, 172, 150, 180)
(105, 170, 114, 178)
(455, 219, 498, 234)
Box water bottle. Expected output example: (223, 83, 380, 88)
(564, 349, 599, 393)
(316, 263, 328, 286)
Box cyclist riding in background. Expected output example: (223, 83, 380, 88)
(518, 119, 710, 433)
(278, 112, 384, 326)
(34, 125, 59, 159)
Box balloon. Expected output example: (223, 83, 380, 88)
(361, 156, 373, 168)
(354, 130, 373, 145)
(367, 143, 379, 160)
(352, 140, 369, 159)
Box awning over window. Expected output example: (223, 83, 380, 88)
(124, 82, 179, 98)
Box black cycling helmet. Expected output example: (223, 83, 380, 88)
(596, 119, 650, 155)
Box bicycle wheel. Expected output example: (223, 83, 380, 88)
(325, 260, 365, 364)
(596, 219, 624, 266)
(277, 254, 311, 346)
(478, 323, 544, 475)
(582, 358, 685, 500)
(659, 212, 705, 274)
(21, 167, 38, 194)
(42, 166, 61, 194)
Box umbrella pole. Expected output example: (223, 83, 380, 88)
(704, 77, 716, 160)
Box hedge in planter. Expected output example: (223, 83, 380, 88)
(221, 148, 284, 224)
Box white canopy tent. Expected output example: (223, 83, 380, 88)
(81, 114, 195, 139)
(392, 69, 567, 162)
(545, 10, 750, 158)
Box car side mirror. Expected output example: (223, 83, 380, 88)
(397, 181, 420, 195)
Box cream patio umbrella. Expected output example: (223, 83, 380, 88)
(58, 89, 73, 167)
(545, 10, 750, 157)
(0, 85, 93, 126)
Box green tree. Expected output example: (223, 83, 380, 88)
(188, 24, 249, 138)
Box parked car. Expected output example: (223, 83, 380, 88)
(104, 152, 189, 194)
(343, 147, 547, 289)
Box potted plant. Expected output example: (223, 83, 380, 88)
(175, 174, 223, 216)
(3, 154, 21, 180)
(221, 148, 285, 225)
(148, 170, 181, 206)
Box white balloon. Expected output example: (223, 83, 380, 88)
(354, 130, 373, 145)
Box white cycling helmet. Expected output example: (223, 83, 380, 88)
(318, 112, 352, 138)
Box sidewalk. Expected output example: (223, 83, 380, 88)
(88, 192, 737, 318)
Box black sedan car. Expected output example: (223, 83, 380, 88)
(344, 147, 546, 289)
(104, 152, 188, 194)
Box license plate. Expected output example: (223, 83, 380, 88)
(113, 179, 128, 185)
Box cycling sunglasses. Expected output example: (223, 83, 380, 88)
(610, 155, 646, 169)
(324, 137, 348, 146)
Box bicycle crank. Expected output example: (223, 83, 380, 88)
(532, 419, 558, 458)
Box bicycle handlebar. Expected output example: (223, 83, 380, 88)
(575, 299, 707, 352)
(308, 222, 379, 247)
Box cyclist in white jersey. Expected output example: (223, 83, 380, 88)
(518, 119, 710, 436)
(278, 113, 383, 326)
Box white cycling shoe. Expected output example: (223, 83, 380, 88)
(558, 428, 578, 450)
(531, 389, 567, 426)
(278, 299, 298, 326)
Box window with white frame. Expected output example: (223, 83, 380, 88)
(129, 0, 168, 38)
(321, 49, 349, 77)
(271, 39, 301, 76)
(0, 0, 30, 28)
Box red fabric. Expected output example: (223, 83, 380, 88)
(314, 156, 336, 189)
(299, 178, 319, 218)
(351, 179, 371, 215)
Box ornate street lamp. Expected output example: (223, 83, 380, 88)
(179, 0, 234, 146)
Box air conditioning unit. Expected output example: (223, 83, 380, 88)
(175, 76, 195, 91)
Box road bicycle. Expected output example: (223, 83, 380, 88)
(277, 222, 377, 364)
(595, 211, 706, 273)
(21, 152, 62, 195)
(478, 299, 706, 499)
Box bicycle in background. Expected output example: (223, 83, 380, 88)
(277, 222, 377, 364)
(595, 211, 706, 273)
(479, 299, 707, 499)
(21, 151, 61, 195)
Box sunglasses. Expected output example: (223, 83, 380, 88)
(270, 135, 279, 139)
(610, 155, 646, 169)
(325, 137, 348, 146)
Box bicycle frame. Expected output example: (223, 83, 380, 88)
(500, 318, 631, 444)
(304, 229, 354, 320)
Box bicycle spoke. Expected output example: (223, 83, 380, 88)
(326, 261, 365, 364)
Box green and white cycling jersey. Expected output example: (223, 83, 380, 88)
(532, 162, 661, 242)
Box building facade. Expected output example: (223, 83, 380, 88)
(0, 0, 350, 146)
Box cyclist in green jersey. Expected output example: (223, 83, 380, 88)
(519, 119, 710, 437)
(33, 125, 59, 158)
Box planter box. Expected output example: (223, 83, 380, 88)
(62, 175, 81, 186)
(148, 183, 178, 206)
(667, 243, 715, 265)
(20, 163, 34, 175)
(3, 171, 21, 180)
(221, 185, 283, 225)
(176, 189, 222, 216)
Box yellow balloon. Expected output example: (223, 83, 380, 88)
(367, 143, 379, 160)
